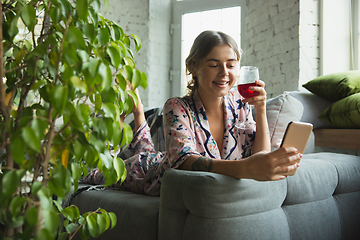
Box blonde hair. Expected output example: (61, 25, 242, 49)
(185, 31, 242, 96)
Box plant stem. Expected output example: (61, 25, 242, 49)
(0, 0, 7, 112)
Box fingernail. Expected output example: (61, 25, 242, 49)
(295, 163, 300, 168)
(299, 153, 303, 158)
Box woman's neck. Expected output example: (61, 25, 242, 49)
(197, 90, 223, 114)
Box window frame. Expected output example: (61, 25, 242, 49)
(170, 0, 246, 97)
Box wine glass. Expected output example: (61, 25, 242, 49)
(237, 66, 260, 99)
(235, 66, 259, 130)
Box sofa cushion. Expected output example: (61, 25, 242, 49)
(302, 70, 360, 101)
(69, 186, 160, 240)
(288, 91, 333, 129)
(319, 93, 360, 128)
(263, 92, 304, 149)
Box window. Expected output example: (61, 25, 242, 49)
(321, 0, 360, 74)
(171, 0, 245, 97)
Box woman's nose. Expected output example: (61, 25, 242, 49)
(219, 64, 228, 76)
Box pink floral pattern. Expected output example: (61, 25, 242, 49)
(83, 90, 256, 196)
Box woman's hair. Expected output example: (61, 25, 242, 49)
(185, 30, 242, 96)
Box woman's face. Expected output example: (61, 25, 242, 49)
(194, 45, 239, 100)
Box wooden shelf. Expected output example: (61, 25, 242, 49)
(314, 129, 360, 150)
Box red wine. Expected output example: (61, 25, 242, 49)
(237, 82, 258, 98)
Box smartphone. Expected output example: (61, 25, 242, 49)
(280, 121, 313, 176)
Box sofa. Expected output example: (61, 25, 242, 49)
(65, 91, 360, 240)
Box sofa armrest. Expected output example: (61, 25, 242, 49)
(159, 169, 288, 240)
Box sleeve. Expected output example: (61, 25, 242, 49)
(162, 98, 200, 169)
(128, 120, 156, 155)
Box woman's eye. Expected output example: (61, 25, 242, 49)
(209, 65, 218, 68)
(227, 65, 235, 68)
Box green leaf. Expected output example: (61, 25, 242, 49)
(120, 123, 133, 147)
(43, 209, 60, 233)
(99, 63, 112, 91)
(70, 76, 88, 93)
(71, 162, 82, 182)
(25, 206, 38, 226)
(106, 44, 121, 69)
(66, 26, 86, 50)
(50, 85, 68, 114)
(22, 127, 41, 152)
(131, 34, 142, 52)
(83, 23, 96, 42)
(103, 167, 117, 187)
(91, 93, 102, 114)
(101, 211, 111, 230)
(112, 121, 122, 147)
(114, 157, 126, 183)
(127, 89, 139, 109)
(76, 103, 90, 126)
(97, 27, 110, 46)
(10, 136, 25, 165)
(31, 182, 43, 195)
(31, 118, 48, 140)
(89, 132, 106, 153)
(97, 214, 107, 234)
(102, 102, 116, 120)
(84, 145, 99, 168)
(10, 196, 27, 217)
(62, 206, 76, 222)
(108, 212, 117, 229)
(35, 228, 53, 240)
(99, 151, 113, 169)
(37, 187, 52, 210)
(58, 232, 69, 240)
(49, 6, 62, 24)
(140, 71, 148, 89)
(111, 24, 124, 40)
(66, 223, 80, 234)
(73, 139, 87, 160)
(124, 65, 133, 81)
(2, 170, 20, 197)
(76, 0, 88, 21)
(88, 59, 100, 78)
(48, 165, 72, 198)
(20, 5, 37, 31)
(116, 73, 127, 90)
(53, 199, 63, 213)
(86, 214, 100, 238)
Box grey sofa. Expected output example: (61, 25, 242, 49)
(67, 91, 360, 240)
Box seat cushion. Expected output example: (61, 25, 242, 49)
(69, 186, 160, 240)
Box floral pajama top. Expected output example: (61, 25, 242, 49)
(83, 90, 256, 196)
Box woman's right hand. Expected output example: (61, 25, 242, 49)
(238, 147, 302, 181)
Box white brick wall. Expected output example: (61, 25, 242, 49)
(243, 0, 319, 98)
(104, 0, 319, 103)
(102, 0, 172, 108)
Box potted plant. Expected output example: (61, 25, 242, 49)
(0, 0, 147, 239)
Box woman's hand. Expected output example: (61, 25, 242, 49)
(242, 79, 266, 112)
(239, 147, 302, 181)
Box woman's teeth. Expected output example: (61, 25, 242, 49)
(214, 82, 228, 85)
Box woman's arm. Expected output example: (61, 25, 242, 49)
(180, 147, 301, 180)
(243, 80, 271, 153)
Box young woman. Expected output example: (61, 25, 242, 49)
(83, 31, 302, 196)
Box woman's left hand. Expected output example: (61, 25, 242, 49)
(242, 79, 266, 111)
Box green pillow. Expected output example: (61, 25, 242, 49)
(303, 71, 360, 101)
(319, 93, 360, 128)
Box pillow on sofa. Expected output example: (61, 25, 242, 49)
(253, 93, 304, 149)
(302, 71, 360, 101)
(319, 93, 360, 128)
